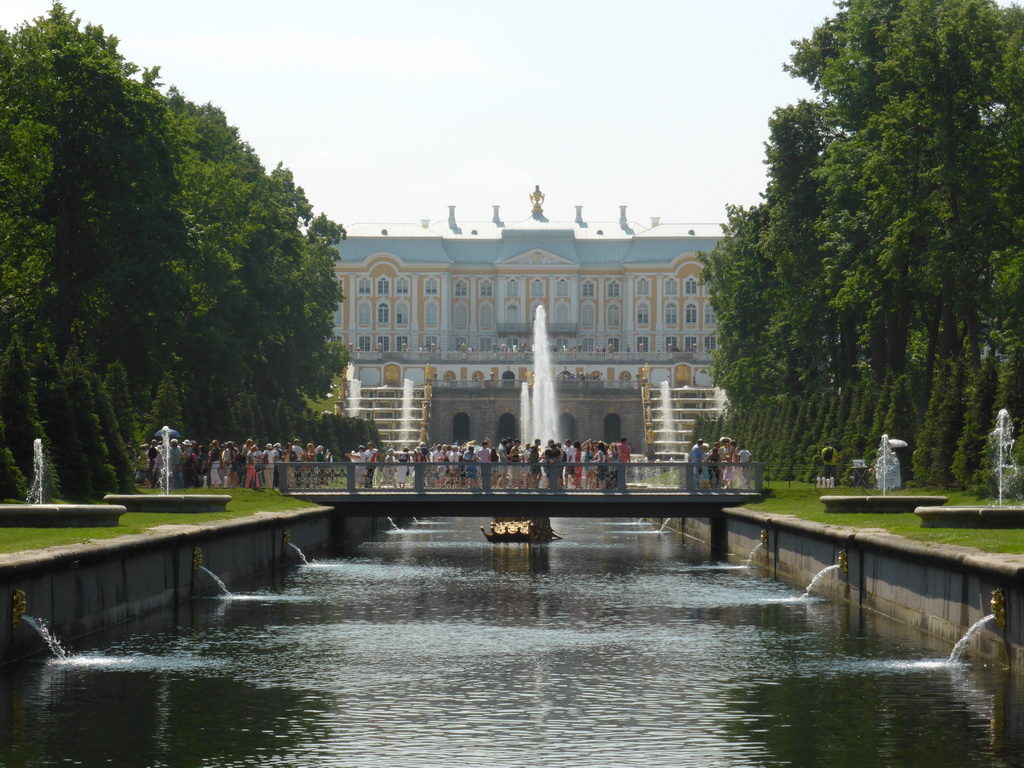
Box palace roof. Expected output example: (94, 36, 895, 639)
(337, 204, 722, 267)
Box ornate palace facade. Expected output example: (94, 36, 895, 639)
(332, 188, 721, 390)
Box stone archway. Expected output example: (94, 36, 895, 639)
(496, 412, 518, 440)
(453, 412, 471, 443)
(557, 412, 576, 442)
(603, 413, 621, 444)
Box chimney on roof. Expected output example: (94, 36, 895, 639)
(448, 205, 457, 229)
(575, 205, 584, 224)
(619, 205, 628, 226)
(650, 216, 661, 227)
(421, 219, 431, 229)
(492, 205, 502, 225)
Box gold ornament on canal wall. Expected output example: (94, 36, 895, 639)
(192, 547, 203, 575)
(991, 588, 1006, 630)
(11, 589, 26, 631)
(760, 529, 768, 549)
(838, 549, 848, 578)
(282, 529, 292, 551)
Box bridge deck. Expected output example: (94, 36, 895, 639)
(278, 461, 763, 518)
(291, 489, 757, 517)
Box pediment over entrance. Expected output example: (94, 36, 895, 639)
(500, 248, 575, 266)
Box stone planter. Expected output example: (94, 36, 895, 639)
(820, 495, 948, 515)
(916, 506, 1024, 528)
(103, 494, 231, 514)
(0, 504, 126, 528)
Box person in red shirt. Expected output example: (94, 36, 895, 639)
(618, 437, 632, 462)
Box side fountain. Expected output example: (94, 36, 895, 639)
(104, 425, 231, 514)
(0, 438, 127, 527)
(820, 434, 948, 515)
(917, 409, 1024, 527)
(400, 378, 416, 445)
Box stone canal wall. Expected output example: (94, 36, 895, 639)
(680, 509, 1024, 667)
(0, 509, 380, 663)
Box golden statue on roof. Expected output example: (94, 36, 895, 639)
(530, 185, 545, 214)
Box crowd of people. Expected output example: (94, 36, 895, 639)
(140, 437, 332, 490)
(341, 437, 637, 490)
(688, 437, 752, 489)
(139, 434, 755, 492)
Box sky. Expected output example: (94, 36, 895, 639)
(1, 0, 851, 227)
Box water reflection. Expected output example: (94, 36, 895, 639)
(1, 517, 1024, 767)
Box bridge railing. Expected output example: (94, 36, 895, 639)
(277, 461, 764, 495)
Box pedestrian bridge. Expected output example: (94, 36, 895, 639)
(278, 461, 764, 518)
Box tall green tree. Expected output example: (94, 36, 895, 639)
(0, 336, 42, 480)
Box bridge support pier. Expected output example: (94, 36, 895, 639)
(708, 516, 729, 559)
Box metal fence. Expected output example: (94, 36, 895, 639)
(277, 461, 765, 495)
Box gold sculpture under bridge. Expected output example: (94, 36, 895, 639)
(481, 517, 562, 543)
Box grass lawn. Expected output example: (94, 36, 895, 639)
(748, 483, 1024, 554)
(0, 489, 317, 556)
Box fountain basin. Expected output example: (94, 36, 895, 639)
(103, 494, 231, 514)
(916, 506, 1024, 528)
(820, 495, 948, 515)
(0, 504, 126, 528)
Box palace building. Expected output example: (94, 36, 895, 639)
(332, 188, 724, 450)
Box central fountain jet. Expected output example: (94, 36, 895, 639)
(521, 305, 559, 443)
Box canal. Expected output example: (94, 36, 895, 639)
(2, 517, 1024, 767)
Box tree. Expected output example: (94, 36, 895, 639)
(0, 5, 187, 375)
(148, 372, 184, 439)
(0, 336, 42, 480)
(0, 415, 26, 502)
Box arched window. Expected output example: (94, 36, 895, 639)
(556, 279, 569, 297)
(376, 302, 390, 325)
(555, 303, 570, 324)
(684, 277, 698, 296)
(425, 302, 439, 327)
(454, 280, 468, 297)
(664, 278, 678, 296)
(454, 303, 468, 330)
(376, 277, 390, 295)
(358, 277, 371, 295)
(607, 281, 621, 298)
(581, 303, 596, 328)
(635, 277, 650, 296)
(479, 303, 493, 329)
(396, 277, 410, 295)
(665, 303, 678, 326)
(506, 279, 519, 297)
(479, 280, 493, 297)
(685, 303, 698, 325)
(607, 304, 621, 328)
(531, 279, 544, 297)
(636, 302, 650, 326)
(505, 304, 519, 324)
(704, 304, 717, 326)
(425, 277, 439, 295)
(582, 281, 595, 298)
(358, 301, 371, 326)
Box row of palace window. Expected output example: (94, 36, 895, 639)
(353, 276, 703, 299)
(349, 301, 717, 329)
(350, 335, 718, 354)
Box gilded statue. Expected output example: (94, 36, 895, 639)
(530, 185, 545, 213)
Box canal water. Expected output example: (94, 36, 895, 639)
(2, 517, 1024, 767)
